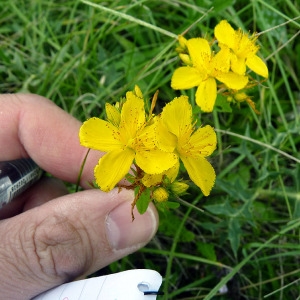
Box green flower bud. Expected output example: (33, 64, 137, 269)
(170, 181, 189, 196)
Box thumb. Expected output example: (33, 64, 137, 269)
(0, 189, 158, 300)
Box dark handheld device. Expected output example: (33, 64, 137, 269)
(0, 158, 43, 209)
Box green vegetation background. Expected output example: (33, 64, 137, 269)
(1, 0, 299, 299)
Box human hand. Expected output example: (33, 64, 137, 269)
(0, 94, 158, 300)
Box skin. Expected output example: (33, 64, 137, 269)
(0, 94, 158, 300)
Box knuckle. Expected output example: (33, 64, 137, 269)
(32, 212, 92, 281)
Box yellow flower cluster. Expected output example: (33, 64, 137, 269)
(171, 20, 268, 112)
(79, 86, 217, 217)
(78, 19, 269, 218)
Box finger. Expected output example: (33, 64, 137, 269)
(0, 177, 69, 220)
(0, 189, 158, 299)
(23, 177, 69, 210)
(0, 94, 101, 187)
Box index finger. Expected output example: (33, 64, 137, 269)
(0, 94, 101, 187)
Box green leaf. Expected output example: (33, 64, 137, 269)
(228, 218, 241, 258)
(196, 242, 217, 261)
(158, 210, 195, 242)
(214, 94, 232, 113)
(156, 201, 180, 212)
(215, 179, 253, 202)
(204, 199, 236, 216)
(136, 188, 151, 215)
(211, 0, 236, 12)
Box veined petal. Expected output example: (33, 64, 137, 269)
(181, 156, 216, 196)
(237, 32, 258, 57)
(187, 38, 211, 69)
(214, 20, 236, 49)
(171, 66, 203, 89)
(94, 148, 135, 192)
(211, 47, 230, 73)
(161, 96, 193, 138)
(138, 122, 157, 150)
(230, 55, 246, 75)
(188, 125, 217, 157)
(136, 149, 178, 174)
(79, 117, 123, 151)
(246, 55, 268, 78)
(216, 72, 248, 90)
(105, 103, 121, 127)
(119, 92, 146, 141)
(142, 161, 179, 187)
(195, 77, 217, 112)
(156, 117, 177, 152)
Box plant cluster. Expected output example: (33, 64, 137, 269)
(79, 20, 268, 220)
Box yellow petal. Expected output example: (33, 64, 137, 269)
(230, 55, 247, 75)
(214, 20, 236, 49)
(187, 38, 211, 69)
(216, 72, 248, 90)
(79, 117, 123, 151)
(156, 117, 177, 152)
(195, 77, 217, 112)
(105, 103, 121, 127)
(142, 173, 163, 187)
(171, 66, 203, 89)
(211, 47, 230, 73)
(135, 149, 178, 174)
(180, 156, 216, 196)
(165, 160, 180, 182)
(94, 148, 135, 192)
(120, 92, 146, 141)
(138, 122, 157, 150)
(237, 32, 258, 57)
(246, 55, 268, 78)
(161, 95, 193, 138)
(188, 125, 217, 157)
(141, 161, 179, 187)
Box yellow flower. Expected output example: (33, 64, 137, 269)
(79, 86, 177, 192)
(156, 95, 217, 196)
(171, 37, 248, 112)
(214, 20, 268, 78)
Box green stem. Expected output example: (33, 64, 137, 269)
(75, 149, 91, 192)
(215, 129, 300, 164)
(81, 0, 178, 39)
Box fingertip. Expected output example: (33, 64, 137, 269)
(105, 194, 159, 252)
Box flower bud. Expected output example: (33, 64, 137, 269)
(179, 53, 192, 66)
(175, 35, 188, 53)
(170, 181, 189, 196)
(234, 92, 248, 102)
(152, 187, 169, 202)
